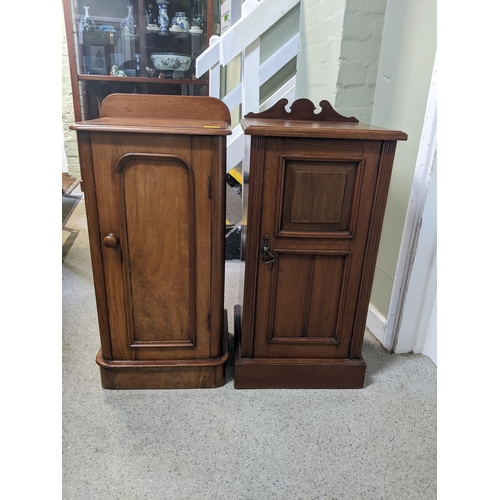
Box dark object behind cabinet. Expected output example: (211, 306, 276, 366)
(71, 94, 231, 389)
(234, 98, 407, 389)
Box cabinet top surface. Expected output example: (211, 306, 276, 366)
(70, 94, 232, 135)
(241, 98, 407, 141)
(241, 117, 407, 141)
(71, 116, 232, 136)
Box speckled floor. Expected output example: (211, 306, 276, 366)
(62, 189, 437, 500)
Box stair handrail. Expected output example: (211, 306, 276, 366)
(196, 0, 299, 101)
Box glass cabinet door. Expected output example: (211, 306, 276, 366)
(65, 0, 214, 119)
(77, 2, 141, 77)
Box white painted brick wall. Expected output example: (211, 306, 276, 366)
(345, 0, 387, 15)
(295, 0, 387, 124)
(295, 0, 346, 106)
(62, 12, 80, 179)
(335, 0, 387, 123)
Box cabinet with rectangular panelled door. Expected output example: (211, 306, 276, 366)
(71, 94, 231, 389)
(234, 98, 407, 389)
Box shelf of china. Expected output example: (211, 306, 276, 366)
(78, 74, 208, 85)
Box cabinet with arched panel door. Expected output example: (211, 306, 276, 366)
(71, 93, 231, 389)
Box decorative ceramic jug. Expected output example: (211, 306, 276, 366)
(80, 6, 95, 32)
(171, 12, 190, 32)
(121, 5, 136, 35)
(156, 1, 170, 35)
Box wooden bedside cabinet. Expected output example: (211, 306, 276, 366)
(71, 94, 231, 389)
(234, 98, 407, 389)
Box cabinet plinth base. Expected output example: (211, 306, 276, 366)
(96, 311, 229, 390)
(233, 305, 366, 389)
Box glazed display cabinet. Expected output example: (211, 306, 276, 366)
(63, 0, 217, 121)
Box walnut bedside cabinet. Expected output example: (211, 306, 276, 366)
(71, 94, 231, 389)
(234, 98, 407, 389)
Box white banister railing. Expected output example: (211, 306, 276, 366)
(196, 0, 300, 171)
(195, 35, 220, 96)
(217, 0, 299, 66)
(222, 32, 299, 113)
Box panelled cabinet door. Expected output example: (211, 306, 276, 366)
(252, 138, 383, 359)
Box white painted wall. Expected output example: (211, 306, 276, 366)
(295, 0, 387, 122)
(369, 0, 437, 317)
(335, 0, 387, 123)
(295, 0, 346, 104)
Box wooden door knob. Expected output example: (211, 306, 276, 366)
(103, 233, 119, 248)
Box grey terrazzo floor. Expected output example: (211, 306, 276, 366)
(62, 190, 437, 500)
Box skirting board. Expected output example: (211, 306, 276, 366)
(366, 303, 387, 347)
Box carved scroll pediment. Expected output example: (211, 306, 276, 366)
(244, 98, 359, 123)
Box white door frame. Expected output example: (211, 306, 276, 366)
(376, 54, 437, 355)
